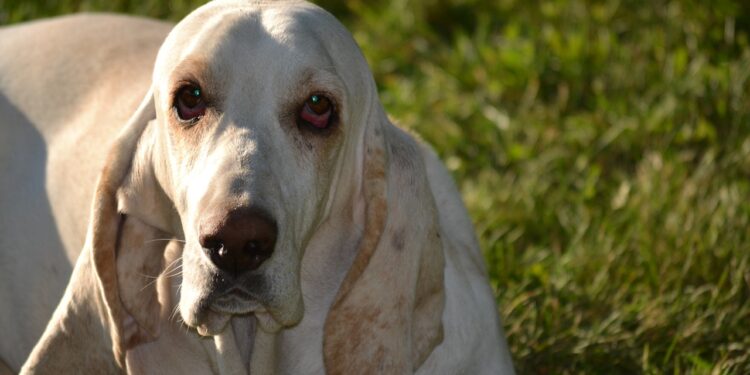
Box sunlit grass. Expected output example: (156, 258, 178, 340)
(3, 0, 749, 373)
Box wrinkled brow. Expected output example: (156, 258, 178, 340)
(169, 58, 215, 88)
(299, 68, 345, 96)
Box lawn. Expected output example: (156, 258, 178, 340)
(3, 0, 749, 373)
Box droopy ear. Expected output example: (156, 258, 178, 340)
(323, 117, 446, 374)
(89, 88, 171, 369)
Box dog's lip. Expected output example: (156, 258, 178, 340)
(209, 287, 265, 315)
(194, 309, 231, 336)
(190, 290, 273, 337)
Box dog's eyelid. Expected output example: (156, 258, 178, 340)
(292, 86, 342, 132)
(173, 82, 208, 124)
(300, 86, 343, 114)
(172, 106, 202, 126)
(171, 78, 205, 97)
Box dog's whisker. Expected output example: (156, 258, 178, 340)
(164, 271, 184, 280)
(163, 265, 184, 278)
(161, 258, 183, 277)
(139, 274, 162, 292)
(163, 257, 182, 270)
(163, 265, 183, 276)
(169, 304, 181, 322)
(138, 257, 183, 292)
(145, 238, 186, 244)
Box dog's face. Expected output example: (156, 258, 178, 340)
(145, 1, 372, 334)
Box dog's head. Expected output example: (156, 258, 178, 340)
(95, 0, 379, 356)
(149, 0, 377, 335)
(88, 0, 444, 371)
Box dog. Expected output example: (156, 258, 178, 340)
(0, 1, 515, 373)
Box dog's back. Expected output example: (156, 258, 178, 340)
(0, 14, 170, 371)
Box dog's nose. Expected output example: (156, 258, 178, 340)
(199, 207, 277, 275)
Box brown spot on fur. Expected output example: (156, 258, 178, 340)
(324, 119, 391, 374)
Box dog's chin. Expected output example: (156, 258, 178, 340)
(210, 290, 265, 315)
(210, 295, 282, 333)
(180, 287, 269, 336)
(183, 310, 232, 336)
(183, 297, 288, 337)
(179, 261, 303, 335)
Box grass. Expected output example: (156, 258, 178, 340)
(3, 0, 750, 373)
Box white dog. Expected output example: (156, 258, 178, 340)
(0, 1, 515, 374)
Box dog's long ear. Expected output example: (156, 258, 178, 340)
(89, 88, 172, 368)
(323, 115, 446, 374)
(21, 89, 173, 375)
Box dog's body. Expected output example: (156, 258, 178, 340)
(0, 14, 170, 370)
(0, 3, 514, 374)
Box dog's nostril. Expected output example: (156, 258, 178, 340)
(199, 207, 278, 275)
(246, 241, 258, 252)
(244, 240, 269, 256)
(200, 238, 221, 254)
(202, 239, 221, 252)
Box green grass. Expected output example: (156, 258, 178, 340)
(3, 0, 750, 373)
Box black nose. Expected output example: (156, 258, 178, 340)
(198, 207, 277, 275)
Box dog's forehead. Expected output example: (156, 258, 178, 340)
(154, 1, 348, 83)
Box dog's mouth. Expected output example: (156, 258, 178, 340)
(178, 237, 304, 337)
(211, 288, 265, 315)
(183, 282, 266, 334)
(180, 265, 286, 336)
(190, 304, 280, 338)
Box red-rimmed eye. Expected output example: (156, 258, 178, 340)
(299, 94, 333, 129)
(175, 84, 206, 122)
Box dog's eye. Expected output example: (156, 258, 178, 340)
(175, 84, 206, 122)
(299, 94, 333, 129)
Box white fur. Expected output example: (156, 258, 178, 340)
(0, 1, 515, 374)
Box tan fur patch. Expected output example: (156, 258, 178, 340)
(323, 119, 446, 374)
(90, 91, 158, 370)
